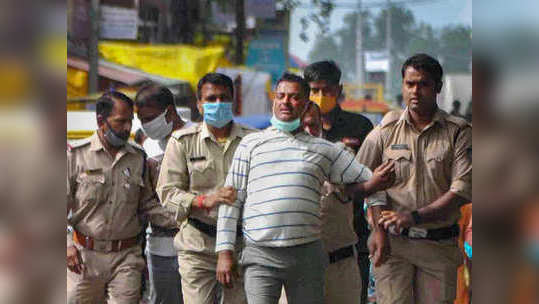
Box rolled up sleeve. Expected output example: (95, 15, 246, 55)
(450, 126, 472, 201)
(156, 137, 195, 224)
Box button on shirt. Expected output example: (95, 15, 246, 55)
(216, 127, 386, 252)
(67, 132, 176, 241)
(357, 108, 472, 229)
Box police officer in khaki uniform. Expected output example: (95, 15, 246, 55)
(304, 61, 382, 304)
(157, 73, 253, 304)
(357, 54, 472, 304)
(301, 101, 364, 304)
(67, 91, 176, 304)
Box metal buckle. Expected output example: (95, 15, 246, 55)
(408, 227, 428, 239)
(116, 240, 123, 252)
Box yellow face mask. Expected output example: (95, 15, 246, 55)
(310, 93, 337, 114)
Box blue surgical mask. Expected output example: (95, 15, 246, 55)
(202, 102, 233, 128)
(270, 115, 301, 132)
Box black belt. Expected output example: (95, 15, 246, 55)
(188, 218, 242, 238)
(328, 245, 355, 264)
(402, 224, 459, 241)
(150, 224, 179, 237)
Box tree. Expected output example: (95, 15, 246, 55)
(307, 10, 374, 81)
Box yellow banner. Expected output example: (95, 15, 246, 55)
(98, 42, 231, 90)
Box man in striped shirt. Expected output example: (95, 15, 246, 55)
(215, 73, 394, 304)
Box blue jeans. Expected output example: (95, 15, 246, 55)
(147, 253, 183, 304)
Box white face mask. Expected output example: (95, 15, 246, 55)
(142, 109, 173, 140)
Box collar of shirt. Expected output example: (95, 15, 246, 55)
(200, 121, 245, 143)
(89, 131, 136, 154)
(324, 105, 343, 128)
(266, 125, 308, 138)
(400, 107, 447, 132)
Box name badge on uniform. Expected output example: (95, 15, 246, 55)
(189, 156, 206, 162)
(391, 144, 409, 150)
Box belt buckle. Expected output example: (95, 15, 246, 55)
(94, 239, 112, 252)
(408, 227, 428, 239)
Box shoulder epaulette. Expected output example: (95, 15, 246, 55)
(380, 110, 403, 128)
(130, 142, 147, 155)
(67, 138, 91, 151)
(171, 124, 200, 140)
(446, 114, 471, 128)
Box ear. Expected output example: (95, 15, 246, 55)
(96, 114, 105, 128)
(196, 100, 204, 116)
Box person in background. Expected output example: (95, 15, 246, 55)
(157, 73, 254, 304)
(67, 91, 176, 303)
(450, 99, 463, 117)
(215, 73, 393, 304)
(303, 60, 375, 304)
(358, 54, 472, 304)
(301, 101, 365, 304)
(136, 84, 192, 304)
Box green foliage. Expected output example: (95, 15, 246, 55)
(307, 4, 472, 95)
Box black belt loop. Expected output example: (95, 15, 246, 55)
(188, 218, 242, 238)
(328, 245, 355, 264)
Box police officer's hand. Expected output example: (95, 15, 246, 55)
(368, 230, 390, 267)
(67, 245, 84, 274)
(216, 250, 239, 289)
(367, 161, 395, 193)
(378, 210, 414, 231)
(203, 187, 237, 209)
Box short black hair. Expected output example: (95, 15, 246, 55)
(96, 91, 133, 119)
(275, 72, 310, 99)
(303, 60, 341, 85)
(135, 84, 175, 109)
(196, 73, 234, 100)
(401, 53, 443, 85)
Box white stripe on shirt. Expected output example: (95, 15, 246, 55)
(216, 127, 386, 252)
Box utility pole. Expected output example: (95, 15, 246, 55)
(88, 0, 100, 94)
(385, 0, 392, 100)
(355, 0, 365, 89)
(235, 0, 246, 65)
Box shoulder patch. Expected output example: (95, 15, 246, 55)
(446, 114, 471, 128)
(380, 110, 403, 127)
(171, 124, 200, 140)
(68, 138, 91, 150)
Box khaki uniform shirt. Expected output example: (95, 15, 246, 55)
(357, 108, 472, 229)
(156, 122, 255, 252)
(67, 132, 176, 241)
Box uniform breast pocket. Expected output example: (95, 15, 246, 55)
(124, 175, 144, 204)
(188, 159, 217, 191)
(383, 149, 412, 184)
(426, 151, 450, 181)
(76, 172, 105, 203)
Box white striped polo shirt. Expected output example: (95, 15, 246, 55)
(216, 127, 386, 252)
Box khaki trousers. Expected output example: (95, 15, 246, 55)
(373, 235, 462, 304)
(324, 254, 362, 304)
(178, 250, 246, 304)
(67, 245, 145, 304)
